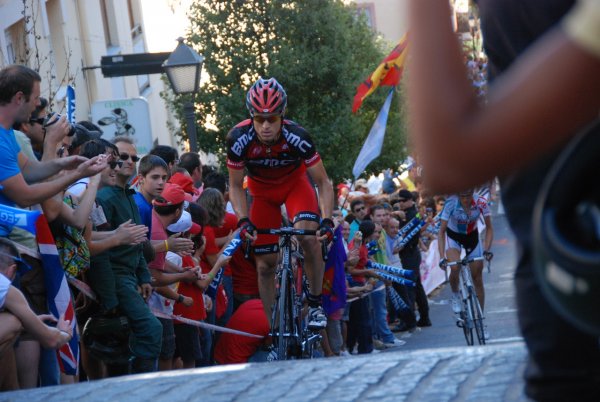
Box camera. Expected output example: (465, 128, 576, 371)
(43, 112, 76, 136)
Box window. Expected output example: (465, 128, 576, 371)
(127, 0, 143, 39)
(100, 0, 119, 48)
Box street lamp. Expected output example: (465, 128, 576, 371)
(163, 37, 204, 153)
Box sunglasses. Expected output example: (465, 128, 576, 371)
(29, 117, 45, 125)
(397, 199, 408, 203)
(354, 206, 365, 213)
(109, 160, 124, 169)
(253, 115, 280, 124)
(120, 153, 140, 162)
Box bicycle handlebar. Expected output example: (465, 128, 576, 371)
(244, 227, 329, 261)
(255, 228, 318, 236)
(445, 256, 486, 267)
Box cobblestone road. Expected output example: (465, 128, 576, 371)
(1, 342, 530, 402)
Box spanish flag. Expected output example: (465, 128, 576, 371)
(352, 33, 408, 113)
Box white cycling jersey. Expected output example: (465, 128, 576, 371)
(440, 195, 490, 235)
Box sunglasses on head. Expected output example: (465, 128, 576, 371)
(253, 115, 280, 124)
(29, 117, 45, 125)
(109, 160, 123, 169)
(120, 153, 140, 162)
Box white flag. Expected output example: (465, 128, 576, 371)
(352, 89, 394, 179)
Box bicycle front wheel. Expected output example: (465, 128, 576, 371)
(462, 295, 475, 346)
(472, 293, 486, 345)
(276, 270, 294, 360)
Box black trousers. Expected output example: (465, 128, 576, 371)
(346, 297, 373, 354)
(400, 247, 429, 321)
(515, 247, 600, 401)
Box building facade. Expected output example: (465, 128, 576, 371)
(0, 0, 179, 152)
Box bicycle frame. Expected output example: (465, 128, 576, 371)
(256, 227, 322, 360)
(446, 256, 488, 345)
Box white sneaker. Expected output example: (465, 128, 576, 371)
(451, 294, 462, 314)
(307, 306, 327, 330)
(339, 350, 350, 357)
(383, 338, 406, 348)
(484, 330, 490, 340)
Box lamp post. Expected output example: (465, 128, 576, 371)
(163, 37, 204, 153)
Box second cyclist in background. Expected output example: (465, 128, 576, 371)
(226, 77, 334, 330)
(438, 189, 494, 330)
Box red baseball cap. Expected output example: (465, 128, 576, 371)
(189, 222, 202, 235)
(153, 183, 192, 207)
(168, 172, 199, 196)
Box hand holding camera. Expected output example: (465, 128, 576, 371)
(42, 113, 73, 151)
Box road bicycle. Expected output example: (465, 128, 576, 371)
(254, 227, 327, 360)
(445, 255, 491, 345)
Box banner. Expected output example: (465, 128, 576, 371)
(420, 239, 447, 295)
(66, 85, 76, 124)
(352, 89, 394, 179)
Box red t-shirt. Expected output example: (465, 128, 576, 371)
(173, 255, 206, 322)
(201, 225, 228, 319)
(212, 213, 237, 276)
(213, 299, 270, 364)
(349, 240, 368, 284)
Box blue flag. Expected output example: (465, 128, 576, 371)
(66, 85, 76, 124)
(352, 89, 394, 179)
(322, 226, 347, 315)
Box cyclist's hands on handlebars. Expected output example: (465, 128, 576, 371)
(439, 258, 448, 269)
(483, 250, 494, 261)
(318, 218, 335, 243)
(237, 217, 257, 243)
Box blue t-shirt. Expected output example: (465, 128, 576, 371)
(133, 191, 153, 238)
(0, 126, 22, 207)
(0, 126, 23, 236)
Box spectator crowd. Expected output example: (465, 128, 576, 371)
(0, 63, 489, 391)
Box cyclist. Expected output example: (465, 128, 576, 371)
(438, 189, 493, 327)
(226, 77, 334, 330)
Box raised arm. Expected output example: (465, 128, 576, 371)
(408, 0, 600, 193)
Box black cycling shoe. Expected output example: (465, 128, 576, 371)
(417, 318, 432, 327)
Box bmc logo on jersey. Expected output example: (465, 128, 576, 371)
(284, 131, 311, 153)
(249, 158, 295, 167)
(231, 132, 253, 156)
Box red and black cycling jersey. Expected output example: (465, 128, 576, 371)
(226, 119, 321, 185)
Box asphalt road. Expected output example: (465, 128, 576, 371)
(390, 202, 522, 351)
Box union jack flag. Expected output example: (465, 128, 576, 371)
(36, 215, 79, 375)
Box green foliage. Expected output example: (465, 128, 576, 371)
(162, 0, 407, 182)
